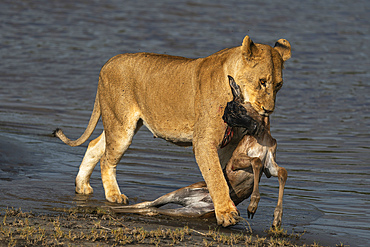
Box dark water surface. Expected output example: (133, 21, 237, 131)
(1, 1, 369, 246)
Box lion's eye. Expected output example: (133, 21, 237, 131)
(260, 79, 267, 87)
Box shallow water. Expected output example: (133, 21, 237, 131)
(1, 0, 369, 246)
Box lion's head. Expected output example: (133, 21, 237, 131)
(235, 36, 291, 116)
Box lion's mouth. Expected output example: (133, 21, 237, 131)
(261, 106, 273, 116)
(250, 103, 270, 117)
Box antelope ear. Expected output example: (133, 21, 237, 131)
(274, 39, 291, 61)
(228, 75, 242, 102)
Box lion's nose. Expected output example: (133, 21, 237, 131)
(262, 106, 274, 115)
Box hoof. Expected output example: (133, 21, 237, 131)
(247, 210, 255, 219)
(272, 207, 283, 228)
(247, 193, 260, 219)
(272, 219, 281, 228)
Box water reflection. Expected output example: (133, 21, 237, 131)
(0, 0, 369, 246)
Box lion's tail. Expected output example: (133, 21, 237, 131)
(53, 92, 101, 147)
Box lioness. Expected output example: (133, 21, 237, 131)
(54, 35, 291, 227)
(110, 76, 287, 228)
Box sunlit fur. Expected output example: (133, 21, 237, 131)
(54, 35, 291, 227)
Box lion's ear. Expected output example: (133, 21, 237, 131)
(274, 39, 291, 61)
(241, 35, 256, 59)
(241, 35, 261, 62)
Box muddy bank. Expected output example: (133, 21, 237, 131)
(0, 207, 339, 247)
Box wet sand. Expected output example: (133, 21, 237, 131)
(0, 207, 335, 247)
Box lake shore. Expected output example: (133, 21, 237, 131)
(0, 207, 340, 247)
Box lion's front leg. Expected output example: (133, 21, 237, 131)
(193, 137, 239, 227)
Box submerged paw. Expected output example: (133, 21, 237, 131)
(107, 193, 129, 204)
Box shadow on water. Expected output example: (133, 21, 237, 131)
(0, 0, 369, 246)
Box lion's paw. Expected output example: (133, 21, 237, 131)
(106, 193, 129, 204)
(75, 183, 94, 195)
(216, 205, 240, 227)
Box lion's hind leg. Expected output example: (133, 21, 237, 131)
(75, 131, 106, 194)
(100, 114, 142, 204)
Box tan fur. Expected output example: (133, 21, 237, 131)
(54, 35, 291, 227)
(109, 103, 287, 228)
